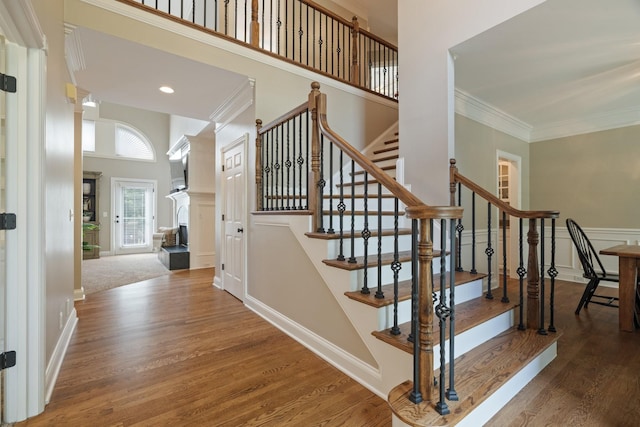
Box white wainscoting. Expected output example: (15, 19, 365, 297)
(459, 226, 640, 289)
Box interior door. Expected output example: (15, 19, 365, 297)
(113, 179, 156, 255)
(222, 140, 246, 301)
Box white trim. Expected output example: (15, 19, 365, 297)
(210, 78, 254, 132)
(82, 151, 156, 163)
(80, 0, 398, 110)
(455, 88, 532, 142)
(213, 276, 223, 289)
(110, 177, 158, 255)
(244, 295, 385, 399)
(44, 309, 78, 404)
(0, 0, 46, 49)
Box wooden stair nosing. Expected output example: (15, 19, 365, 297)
(388, 327, 561, 426)
(322, 250, 439, 271)
(373, 145, 399, 155)
(372, 154, 399, 163)
(344, 271, 488, 308)
(384, 137, 399, 145)
(305, 228, 412, 240)
(371, 287, 519, 353)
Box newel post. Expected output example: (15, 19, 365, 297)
(449, 159, 458, 207)
(308, 82, 322, 232)
(350, 16, 360, 85)
(527, 218, 541, 329)
(415, 216, 435, 403)
(255, 119, 263, 211)
(250, 0, 260, 48)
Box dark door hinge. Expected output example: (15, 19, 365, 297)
(0, 213, 16, 230)
(221, 263, 225, 271)
(0, 351, 16, 371)
(222, 165, 225, 172)
(222, 214, 225, 221)
(1, 73, 17, 93)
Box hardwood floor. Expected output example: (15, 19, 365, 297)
(15, 272, 640, 426)
(487, 279, 640, 427)
(17, 269, 390, 426)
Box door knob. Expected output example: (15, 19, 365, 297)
(237, 228, 244, 233)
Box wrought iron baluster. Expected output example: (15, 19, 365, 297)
(284, 0, 288, 58)
(318, 12, 323, 71)
(276, 0, 281, 55)
(327, 141, 334, 233)
(283, 118, 295, 210)
(376, 183, 383, 300)
(269, 128, 274, 210)
(305, 110, 309, 209)
(446, 217, 458, 402)
(502, 211, 509, 303)
(548, 218, 557, 332)
(337, 150, 345, 261)
(471, 192, 477, 274)
(224, 0, 229, 35)
(361, 172, 370, 294)
(436, 219, 450, 416)
(298, 1, 303, 63)
(325, 14, 328, 72)
(485, 202, 494, 299)
(234, 0, 238, 38)
(517, 218, 526, 330)
(244, 0, 247, 41)
(261, 0, 265, 48)
(348, 160, 356, 263)
(297, 112, 304, 209)
(292, 113, 297, 209)
(539, 218, 547, 335)
(331, 18, 334, 76)
(214, 0, 219, 32)
(390, 197, 401, 334)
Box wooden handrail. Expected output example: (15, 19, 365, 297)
(450, 159, 558, 220)
(258, 102, 309, 134)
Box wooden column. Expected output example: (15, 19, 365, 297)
(350, 16, 360, 85)
(417, 217, 434, 402)
(308, 82, 321, 232)
(527, 218, 540, 330)
(255, 119, 263, 211)
(250, 0, 259, 48)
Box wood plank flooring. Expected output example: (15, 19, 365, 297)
(16, 269, 390, 426)
(14, 271, 640, 426)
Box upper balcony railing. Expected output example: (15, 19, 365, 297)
(118, 0, 399, 100)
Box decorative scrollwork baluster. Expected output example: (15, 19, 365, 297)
(485, 202, 494, 299)
(390, 197, 401, 334)
(539, 218, 547, 335)
(337, 150, 345, 261)
(548, 218, 558, 333)
(501, 211, 509, 303)
(517, 218, 526, 331)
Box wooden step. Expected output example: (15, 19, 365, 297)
(323, 250, 415, 271)
(306, 228, 412, 240)
(335, 177, 396, 188)
(344, 271, 486, 308)
(351, 165, 396, 176)
(323, 193, 396, 199)
(374, 145, 399, 155)
(373, 154, 399, 163)
(388, 327, 561, 426)
(372, 286, 518, 353)
(322, 210, 404, 216)
(384, 137, 399, 145)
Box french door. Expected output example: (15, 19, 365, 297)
(113, 179, 156, 255)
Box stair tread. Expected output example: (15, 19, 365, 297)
(323, 250, 420, 271)
(388, 327, 561, 426)
(306, 228, 412, 240)
(373, 154, 399, 163)
(371, 287, 519, 352)
(344, 271, 487, 308)
(323, 193, 397, 199)
(384, 137, 399, 145)
(335, 178, 396, 187)
(373, 145, 399, 155)
(351, 165, 396, 175)
(322, 210, 405, 216)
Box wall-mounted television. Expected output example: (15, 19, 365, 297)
(169, 152, 189, 193)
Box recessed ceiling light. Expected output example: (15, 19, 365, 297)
(159, 86, 174, 94)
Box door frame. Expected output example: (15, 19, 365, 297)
(220, 134, 248, 300)
(0, 0, 47, 421)
(496, 150, 522, 278)
(110, 177, 157, 255)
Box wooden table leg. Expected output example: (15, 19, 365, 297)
(618, 257, 639, 332)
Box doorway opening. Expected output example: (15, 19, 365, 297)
(496, 151, 521, 278)
(112, 178, 157, 255)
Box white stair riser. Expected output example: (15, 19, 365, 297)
(326, 234, 412, 258)
(322, 214, 408, 230)
(322, 197, 400, 212)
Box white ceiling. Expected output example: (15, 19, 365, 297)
(69, 0, 640, 141)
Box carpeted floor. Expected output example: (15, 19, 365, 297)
(82, 253, 170, 294)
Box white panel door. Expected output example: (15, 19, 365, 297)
(222, 141, 245, 301)
(0, 34, 6, 421)
(113, 179, 156, 255)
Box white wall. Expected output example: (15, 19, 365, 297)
(398, 0, 546, 205)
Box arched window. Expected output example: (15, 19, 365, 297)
(114, 124, 155, 161)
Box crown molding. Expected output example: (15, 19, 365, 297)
(455, 88, 532, 142)
(210, 78, 255, 132)
(530, 106, 640, 142)
(0, 0, 46, 49)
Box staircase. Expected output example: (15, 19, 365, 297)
(255, 83, 560, 426)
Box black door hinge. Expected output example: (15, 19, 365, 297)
(1, 73, 17, 93)
(222, 263, 225, 271)
(0, 351, 16, 371)
(0, 213, 16, 230)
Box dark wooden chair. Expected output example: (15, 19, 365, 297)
(566, 218, 619, 315)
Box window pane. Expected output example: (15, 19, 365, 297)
(82, 120, 95, 152)
(122, 188, 148, 246)
(115, 124, 155, 160)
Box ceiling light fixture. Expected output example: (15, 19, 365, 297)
(159, 86, 175, 94)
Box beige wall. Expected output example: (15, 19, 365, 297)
(33, 0, 76, 362)
(455, 115, 530, 210)
(531, 124, 640, 228)
(83, 102, 172, 252)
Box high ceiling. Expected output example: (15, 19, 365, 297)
(69, 0, 640, 141)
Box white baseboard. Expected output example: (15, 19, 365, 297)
(244, 295, 385, 399)
(45, 308, 78, 404)
(213, 275, 222, 289)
